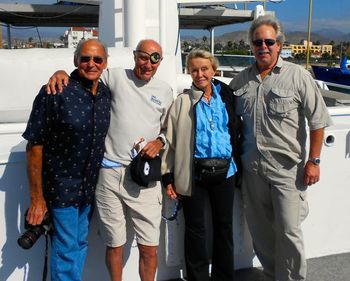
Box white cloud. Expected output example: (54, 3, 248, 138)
(312, 18, 350, 30)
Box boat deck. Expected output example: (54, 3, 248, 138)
(166, 252, 350, 281)
(235, 253, 350, 281)
(320, 89, 350, 106)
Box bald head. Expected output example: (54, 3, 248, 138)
(133, 39, 163, 81)
(136, 39, 163, 57)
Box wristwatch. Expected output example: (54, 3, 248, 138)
(308, 157, 321, 165)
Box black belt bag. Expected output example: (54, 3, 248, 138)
(194, 158, 230, 184)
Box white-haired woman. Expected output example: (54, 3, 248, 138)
(162, 49, 241, 281)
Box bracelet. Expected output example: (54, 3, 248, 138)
(157, 137, 166, 146)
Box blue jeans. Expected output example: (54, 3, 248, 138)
(50, 205, 92, 281)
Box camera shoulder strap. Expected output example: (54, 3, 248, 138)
(42, 234, 50, 281)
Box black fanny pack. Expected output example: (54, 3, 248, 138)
(194, 158, 230, 184)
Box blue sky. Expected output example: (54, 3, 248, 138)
(270, 0, 348, 32)
(1, 1, 349, 37)
(181, 0, 350, 36)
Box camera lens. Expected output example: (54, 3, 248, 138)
(17, 227, 42, 250)
(18, 210, 53, 250)
(17, 235, 34, 249)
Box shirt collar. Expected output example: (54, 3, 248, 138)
(212, 82, 220, 97)
(275, 56, 284, 69)
(70, 69, 95, 91)
(190, 83, 204, 102)
(252, 56, 284, 79)
(190, 81, 218, 103)
(271, 56, 284, 75)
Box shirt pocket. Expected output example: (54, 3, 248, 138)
(234, 85, 253, 116)
(268, 88, 298, 118)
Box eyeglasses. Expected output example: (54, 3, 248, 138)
(79, 56, 104, 64)
(134, 50, 162, 65)
(252, 39, 277, 47)
(162, 199, 182, 221)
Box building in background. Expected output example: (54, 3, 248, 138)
(280, 45, 293, 58)
(289, 40, 332, 58)
(64, 27, 98, 48)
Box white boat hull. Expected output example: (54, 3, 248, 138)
(1, 107, 350, 280)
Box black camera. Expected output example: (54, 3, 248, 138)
(17, 210, 54, 250)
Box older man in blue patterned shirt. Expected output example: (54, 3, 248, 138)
(22, 39, 111, 281)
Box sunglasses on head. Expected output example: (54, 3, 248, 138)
(252, 39, 277, 47)
(134, 50, 162, 64)
(79, 56, 104, 64)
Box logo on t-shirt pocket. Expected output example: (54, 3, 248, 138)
(150, 95, 162, 106)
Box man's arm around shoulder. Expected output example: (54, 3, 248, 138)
(45, 70, 70, 95)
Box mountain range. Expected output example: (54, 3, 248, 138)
(182, 28, 350, 45)
(3, 27, 350, 44)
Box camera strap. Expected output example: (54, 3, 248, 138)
(42, 234, 50, 281)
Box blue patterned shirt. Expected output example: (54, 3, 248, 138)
(194, 82, 237, 177)
(23, 70, 111, 208)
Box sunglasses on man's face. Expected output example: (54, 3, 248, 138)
(134, 50, 162, 65)
(252, 39, 277, 47)
(79, 56, 104, 64)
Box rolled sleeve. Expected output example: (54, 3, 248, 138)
(300, 72, 333, 130)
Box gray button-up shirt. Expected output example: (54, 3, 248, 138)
(230, 57, 332, 176)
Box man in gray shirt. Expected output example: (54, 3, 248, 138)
(47, 39, 173, 281)
(229, 15, 332, 281)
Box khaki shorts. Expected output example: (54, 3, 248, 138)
(95, 166, 162, 247)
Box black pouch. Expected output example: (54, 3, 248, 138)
(194, 158, 230, 184)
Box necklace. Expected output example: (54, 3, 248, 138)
(203, 95, 210, 102)
(202, 93, 212, 104)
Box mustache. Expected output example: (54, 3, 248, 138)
(257, 50, 271, 55)
(141, 66, 153, 72)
